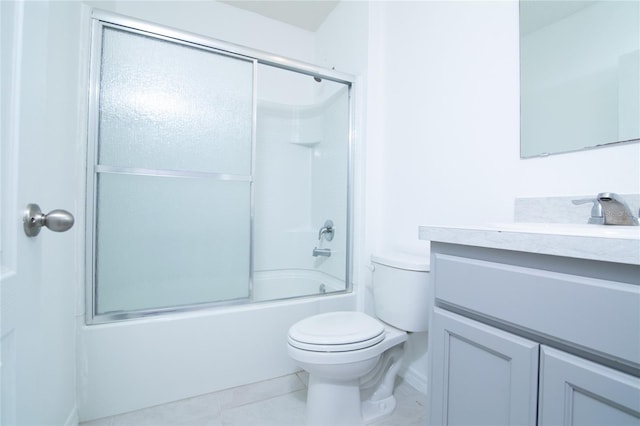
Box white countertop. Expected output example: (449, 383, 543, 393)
(419, 223, 640, 265)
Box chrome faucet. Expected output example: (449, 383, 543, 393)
(318, 220, 335, 241)
(573, 193, 638, 226)
(596, 192, 639, 226)
(314, 220, 334, 257)
(313, 247, 331, 257)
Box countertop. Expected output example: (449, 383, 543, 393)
(419, 223, 640, 265)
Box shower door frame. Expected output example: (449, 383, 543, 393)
(85, 9, 356, 324)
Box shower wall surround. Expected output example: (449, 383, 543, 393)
(254, 63, 350, 284)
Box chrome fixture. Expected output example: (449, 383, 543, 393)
(573, 193, 638, 226)
(318, 220, 334, 241)
(597, 192, 639, 226)
(572, 197, 604, 224)
(23, 203, 75, 237)
(313, 247, 331, 257)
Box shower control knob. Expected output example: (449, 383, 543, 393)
(23, 203, 75, 237)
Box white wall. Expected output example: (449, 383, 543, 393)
(370, 0, 520, 257)
(88, 0, 316, 63)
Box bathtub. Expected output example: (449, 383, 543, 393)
(252, 269, 345, 302)
(78, 270, 355, 422)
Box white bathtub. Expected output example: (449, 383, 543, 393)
(78, 270, 355, 421)
(252, 269, 345, 302)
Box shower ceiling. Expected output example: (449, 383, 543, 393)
(220, 0, 339, 31)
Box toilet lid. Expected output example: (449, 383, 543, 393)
(288, 311, 385, 352)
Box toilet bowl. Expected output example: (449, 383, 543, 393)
(287, 253, 430, 425)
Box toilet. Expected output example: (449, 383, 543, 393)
(287, 253, 430, 425)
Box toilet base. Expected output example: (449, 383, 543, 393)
(306, 375, 362, 426)
(304, 344, 405, 426)
(305, 377, 399, 426)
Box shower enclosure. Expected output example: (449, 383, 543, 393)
(86, 11, 354, 323)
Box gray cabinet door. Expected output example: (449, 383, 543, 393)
(539, 346, 640, 425)
(428, 308, 539, 426)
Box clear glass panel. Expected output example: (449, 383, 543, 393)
(98, 27, 253, 175)
(95, 173, 250, 314)
(253, 64, 350, 296)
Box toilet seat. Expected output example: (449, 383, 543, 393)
(288, 311, 385, 352)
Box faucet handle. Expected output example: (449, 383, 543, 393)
(318, 220, 335, 241)
(572, 197, 603, 224)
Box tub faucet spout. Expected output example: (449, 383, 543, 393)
(313, 247, 331, 257)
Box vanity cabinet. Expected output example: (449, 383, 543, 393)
(424, 240, 640, 426)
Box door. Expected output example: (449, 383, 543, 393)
(1, 1, 81, 424)
(428, 308, 539, 426)
(86, 19, 254, 323)
(538, 346, 640, 425)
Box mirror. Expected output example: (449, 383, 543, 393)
(520, 1, 639, 158)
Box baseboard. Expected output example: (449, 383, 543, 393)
(400, 365, 427, 394)
(64, 406, 79, 426)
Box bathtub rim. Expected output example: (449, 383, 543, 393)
(85, 284, 353, 326)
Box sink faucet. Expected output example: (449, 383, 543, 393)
(574, 193, 639, 226)
(596, 192, 639, 226)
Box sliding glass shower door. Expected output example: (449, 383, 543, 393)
(86, 13, 354, 324)
(88, 25, 254, 318)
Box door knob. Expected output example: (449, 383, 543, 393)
(23, 203, 74, 237)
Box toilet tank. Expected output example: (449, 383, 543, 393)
(371, 253, 430, 332)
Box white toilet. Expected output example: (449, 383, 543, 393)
(287, 253, 430, 425)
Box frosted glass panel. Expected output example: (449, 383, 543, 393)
(95, 173, 250, 314)
(98, 27, 253, 174)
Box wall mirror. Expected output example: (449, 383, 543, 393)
(520, 0, 639, 158)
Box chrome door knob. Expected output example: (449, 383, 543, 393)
(23, 203, 74, 237)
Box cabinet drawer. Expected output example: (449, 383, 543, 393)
(433, 253, 640, 367)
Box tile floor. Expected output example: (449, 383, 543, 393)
(81, 372, 427, 426)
